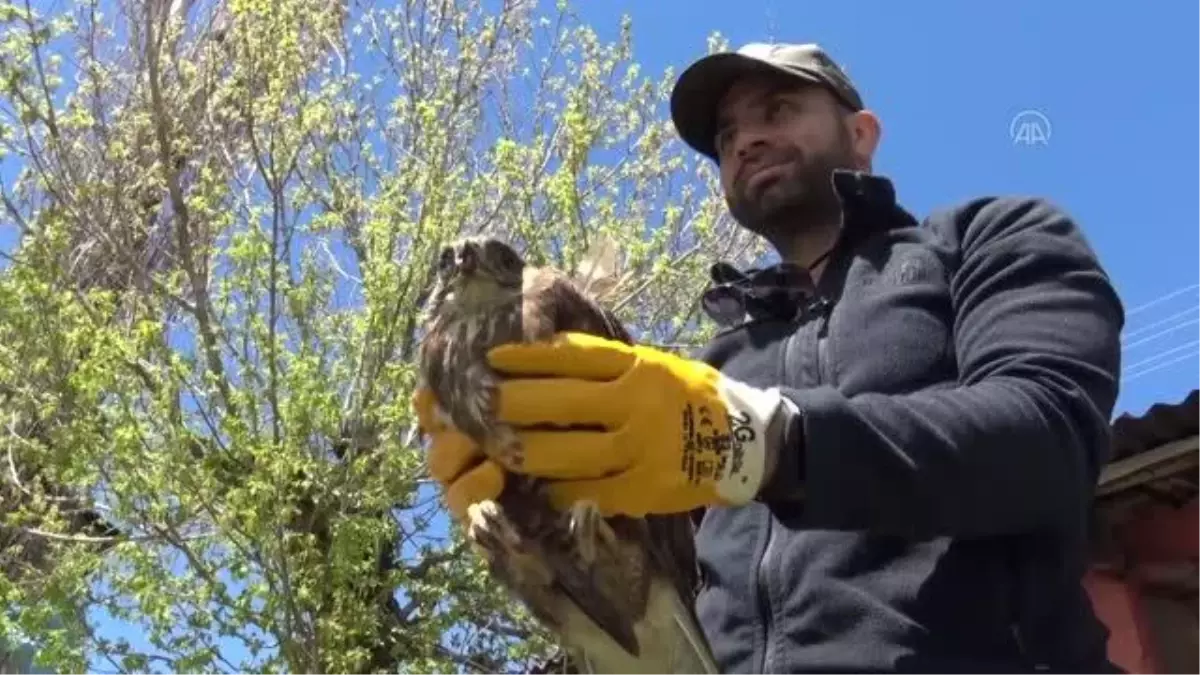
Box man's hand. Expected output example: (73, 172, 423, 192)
(412, 388, 504, 521)
(487, 332, 786, 516)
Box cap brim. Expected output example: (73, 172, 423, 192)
(670, 52, 823, 160)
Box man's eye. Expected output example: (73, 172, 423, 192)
(714, 127, 734, 154)
(765, 98, 787, 120)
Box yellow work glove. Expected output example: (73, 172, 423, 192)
(487, 332, 788, 516)
(412, 388, 504, 521)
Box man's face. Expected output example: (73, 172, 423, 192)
(713, 74, 860, 237)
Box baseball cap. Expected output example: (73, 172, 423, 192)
(670, 42, 864, 160)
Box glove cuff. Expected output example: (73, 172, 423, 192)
(712, 376, 784, 504)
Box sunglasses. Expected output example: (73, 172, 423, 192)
(701, 262, 817, 327)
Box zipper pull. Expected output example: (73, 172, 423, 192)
(805, 296, 833, 318)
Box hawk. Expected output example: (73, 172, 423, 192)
(417, 236, 717, 673)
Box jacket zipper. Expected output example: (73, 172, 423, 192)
(812, 297, 834, 383)
(758, 298, 833, 673)
(757, 517, 777, 672)
(758, 324, 798, 673)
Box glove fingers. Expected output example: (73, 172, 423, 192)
(411, 387, 446, 432)
(544, 473, 645, 517)
(499, 430, 626, 479)
(487, 332, 634, 380)
(443, 460, 505, 522)
(426, 427, 483, 485)
(496, 378, 628, 428)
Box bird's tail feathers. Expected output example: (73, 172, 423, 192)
(565, 577, 718, 674)
(656, 579, 720, 674)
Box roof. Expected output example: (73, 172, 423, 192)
(1110, 389, 1199, 463)
(1097, 389, 1199, 505)
(1091, 390, 1197, 578)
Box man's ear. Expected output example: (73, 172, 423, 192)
(847, 109, 882, 171)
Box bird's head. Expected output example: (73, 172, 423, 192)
(425, 236, 526, 317)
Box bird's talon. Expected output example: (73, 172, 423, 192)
(468, 500, 522, 555)
(568, 500, 615, 564)
(468, 502, 556, 589)
(567, 503, 596, 563)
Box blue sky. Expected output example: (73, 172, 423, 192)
(573, 0, 1199, 419)
(4, 0, 1197, 670)
(1, 1, 1191, 420)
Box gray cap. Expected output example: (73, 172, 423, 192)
(670, 42, 863, 160)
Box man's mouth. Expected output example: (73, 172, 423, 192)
(740, 162, 790, 195)
(747, 163, 786, 186)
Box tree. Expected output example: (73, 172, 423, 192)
(0, 0, 765, 672)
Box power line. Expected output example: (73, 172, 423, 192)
(1118, 314, 1200, 345)
(1123, 282, 1200, 317)
(1118, 285, 1200, 382)
(1128, 343, 1200, 381)
(1118, 300, 1200, 341)
(1118, 336, 1200, 372)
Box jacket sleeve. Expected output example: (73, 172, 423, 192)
(758, 197, 1124, 538)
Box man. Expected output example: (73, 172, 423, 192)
(417, 42, 1125, 673)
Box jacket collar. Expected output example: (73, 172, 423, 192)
(832, 169, 918, 237)
(701, 171, 918, 327)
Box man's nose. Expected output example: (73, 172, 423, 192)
(730, 125, 771, 163)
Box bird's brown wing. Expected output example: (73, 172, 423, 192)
(509, 268, 647, 652)
(518, 266, 633, 343)
(518, 268, 714, 672)
(523, 268, 701, 588)
(528, 269, 700, 588)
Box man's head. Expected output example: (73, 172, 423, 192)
(670, 43, 882, 250)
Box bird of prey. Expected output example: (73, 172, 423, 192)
(417, 236, 718, 673)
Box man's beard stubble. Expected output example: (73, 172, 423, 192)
(726, 135, 857, 256)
